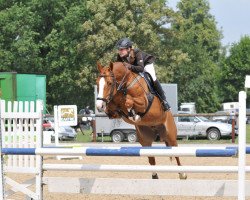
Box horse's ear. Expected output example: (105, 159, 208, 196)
(97, 61, 103, 72)
(109, 62, 113, 71)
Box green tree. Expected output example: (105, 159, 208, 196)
(0, 3, 42, 73)
(0, 1, 92, 111)
(78, 0, 187, 83)
(171, 0, 222, 112)
(42, 2, 91, 110)
(219, 36, 250, 107)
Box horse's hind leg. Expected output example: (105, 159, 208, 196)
(165, 140, 187, 179)
(136, 125, 158, 179)
(164, 112, 187, 180)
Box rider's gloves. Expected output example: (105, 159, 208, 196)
(124, 63, 132, 70)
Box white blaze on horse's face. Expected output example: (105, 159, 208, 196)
(96, 77, 106, 112)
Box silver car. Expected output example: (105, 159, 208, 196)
(177, 115, 236, 140)
(43, 117, 77, 141)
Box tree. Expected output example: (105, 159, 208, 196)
(0, 3, 42, 73)
(0, 1, 92, 111)
(219, 36, 250, 107)
(171, 0, 222, 112)
(42, 2, 91, 110)
(78, 0, 187, 82)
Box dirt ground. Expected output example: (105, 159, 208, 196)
(5, 143, 250, 200)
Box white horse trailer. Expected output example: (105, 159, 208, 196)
(94, 84, 178, 143)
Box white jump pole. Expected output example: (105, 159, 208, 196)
(43, 164, 250, 173)
(238, 91, 246, 200)
(238, 75, 250, 200)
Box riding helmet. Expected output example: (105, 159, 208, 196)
(116, 38, 133, 49)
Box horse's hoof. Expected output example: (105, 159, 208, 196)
(179, 173, 187, 180)
(152, 174, 159, 179)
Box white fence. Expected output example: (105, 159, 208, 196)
(0, 87, 249, 199)
(0, 100, 43, 199)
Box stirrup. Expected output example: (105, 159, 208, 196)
(134, 114, 141, 121)
(128, 109, 141, 121)
(128, 109, 135, 117)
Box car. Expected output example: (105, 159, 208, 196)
(176, 114, 237, 140)
(211, 111, 230, 123)
(43, 117, 77, 141)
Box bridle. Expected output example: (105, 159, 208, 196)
(96, 71, 116, 104)
(97, 63, 141, 106)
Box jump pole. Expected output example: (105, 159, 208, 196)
(238, 75, 250, 200)
(1, 146, 243, 157)
(42, 164, 250, 173)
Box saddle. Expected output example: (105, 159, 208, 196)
(139, 72, 156, 94)
(116, 72, 160, 120)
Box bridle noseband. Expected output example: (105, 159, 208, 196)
(97, 64, 131, 104)
(97, 72, 116, 104)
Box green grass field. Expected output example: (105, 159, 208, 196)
(75, 124, 250, 144)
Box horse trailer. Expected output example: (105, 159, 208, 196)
(94, 84, 178, 142)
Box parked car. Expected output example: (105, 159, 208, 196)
(43, 117, 77, 141)
(211, 111, 230, 123)
(177, 114, 237, 140)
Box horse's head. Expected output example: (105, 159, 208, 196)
(96, 62, 117, 112)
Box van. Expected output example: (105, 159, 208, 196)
(180, 102, 196, 113)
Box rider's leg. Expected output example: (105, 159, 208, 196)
(144, 63, 171, 111)
(153, 80, 171, 111)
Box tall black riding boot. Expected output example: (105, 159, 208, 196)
(153, 80, 171, 111)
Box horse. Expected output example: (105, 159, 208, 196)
(96, 62, 187, 180)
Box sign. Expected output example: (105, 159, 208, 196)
(57, 105, 77, 126)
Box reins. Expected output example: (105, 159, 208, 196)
(97, 62, 149, 118)
(96, 72, 116, 103)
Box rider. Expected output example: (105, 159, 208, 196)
(115, 38, 170, 111)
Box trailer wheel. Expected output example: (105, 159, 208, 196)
(127, 131, 137, 143)
(111, 131, 124, 143)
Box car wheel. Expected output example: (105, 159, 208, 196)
(127, 131, 137, 143)
(111, 131, 124, 143)
(207, 128, 221, 140)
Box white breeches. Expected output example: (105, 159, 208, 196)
(144, 63, 157, 81)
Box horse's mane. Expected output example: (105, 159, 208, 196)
(110, 62, 130, 80)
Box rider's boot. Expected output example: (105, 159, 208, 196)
(153, 80, 171, 111)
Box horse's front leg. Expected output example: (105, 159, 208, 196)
(148, 156, 159, 179)
(125, 95, 141, 121)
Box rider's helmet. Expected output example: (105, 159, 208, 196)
(116, 38, 133, 49)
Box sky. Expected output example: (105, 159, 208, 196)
(167, 0, 250, 46)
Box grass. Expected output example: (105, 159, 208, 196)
(74, 124, 250, 144)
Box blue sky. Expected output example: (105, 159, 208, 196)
(167, 0, 250, 46)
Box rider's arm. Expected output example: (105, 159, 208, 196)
(129, 51, 144, 73)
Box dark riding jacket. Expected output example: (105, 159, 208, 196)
(116, 48, 155, 73)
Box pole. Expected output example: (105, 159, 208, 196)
(91, 120, 96, 142)
(232, 116, 235, 144)
(238, 91, 246, 200)
(54, 106, 59, 146)
(0, 104, 5, 200)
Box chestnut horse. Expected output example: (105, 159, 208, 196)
(96, 62, 187, 179)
